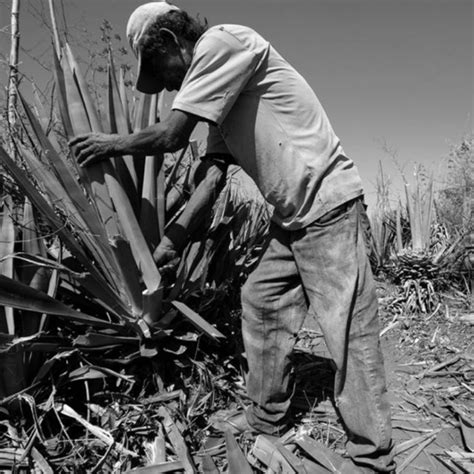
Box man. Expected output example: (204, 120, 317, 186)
(70, 2, 395, 472)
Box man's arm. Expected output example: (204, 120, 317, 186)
(153, 156, 230, 266)
(69, 110, 200, 167)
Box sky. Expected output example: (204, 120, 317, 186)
(0, 0, 472, 210)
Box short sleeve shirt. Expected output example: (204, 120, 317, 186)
(173, 25, 363, 230)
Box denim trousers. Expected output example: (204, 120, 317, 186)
(241, 199, 395, 472)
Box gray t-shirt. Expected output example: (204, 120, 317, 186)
(173, 24, 363, 230)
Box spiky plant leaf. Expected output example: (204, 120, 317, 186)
(61, 48, 120, 237)
(0, 275, 122, 329)
(0, 145, 130, 318)
(107, 50, 138, 197)
(0, 196, 16, 334)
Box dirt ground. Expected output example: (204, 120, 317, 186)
(380, 296, 473, 473)
(295, 280, 473, 473)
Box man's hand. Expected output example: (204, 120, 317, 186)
(69, 133, 121, 167)
(153, 236, 179, 269)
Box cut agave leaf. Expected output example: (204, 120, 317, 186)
(171, 301, 225, 341)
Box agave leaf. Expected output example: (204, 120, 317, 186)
(118, 67, 131, 131)
(109, 235, 143, 316)
(107, 51, 138, 199)
(133, 92, 152, 133)
(51, 49, 73, 138)
(395, 205, 403, 251)
(19, 90, 89, 212)
(142, 286, 163, 327)
(22, 198, 45, 262)
(0, 196, 16, 334)
(102, 165, 162, 295)
(61, 51, 90, 135)
(16, 142, 119, 285)
(182, 240, 211, 289)
(61, 49, 120, 238)
(20, 199, 48, 336)
(18, 92, 120, 282)
(140, 93, 161, 248)
(18, 143, 77, 216)
(1, 253, 86, 279)
(40, 257, 60, 333)
(65, 43, 102, 132)
(251, 435, 296, 473)
(68, 365, 134, 383)
(225, 431, 253, 474)
(404, 183, 418, 250)
(48, 0, 61, 59)
(31, 83, 50, 134)
(422, 173, 434, 249)
(0, 275, 122, 329)
(294, 434, 343, 471)
(273, 440, 309, 474)
(165, 144, 189, 191)
(171, 301, 225, 341)
(157, 406, 197, 473)
(154, 95, 165, 240)
(201, 455, 219, 474)
(0, 145, 129, 317)
(157, 160, 165, 240)
(73, 332, 139, 348)
(131, 93, 152, 193)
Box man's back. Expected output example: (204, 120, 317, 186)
(173, 24, 363, 229)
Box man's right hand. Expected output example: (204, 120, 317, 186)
(69, 132, 121, 167)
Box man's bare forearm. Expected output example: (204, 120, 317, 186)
(70, 109, 199, 167)
(164, 160, 228, 251)
(116, 122, 190, 156)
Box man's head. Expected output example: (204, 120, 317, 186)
(126, 1, 207, 94)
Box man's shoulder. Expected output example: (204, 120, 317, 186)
(205, 24, 258, 37)
(197, 24, 266, 51)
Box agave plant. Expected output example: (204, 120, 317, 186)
(0, 5, 275, 469)
(0, 31, 237, 388)
(385, 165, 470, 313)
(368, 161, 397, 272)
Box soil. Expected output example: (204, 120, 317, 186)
(295, 279, 473, 473)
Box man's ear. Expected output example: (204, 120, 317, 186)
(158, 28, 180, 49)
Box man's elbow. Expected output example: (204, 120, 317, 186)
(158, 130, 189, 153)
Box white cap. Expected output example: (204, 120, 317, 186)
(126, 2, 180, 93)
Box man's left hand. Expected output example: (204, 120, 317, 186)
(69, 133, 121, 167)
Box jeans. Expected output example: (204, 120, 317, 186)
(241, 198, 395, 472)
